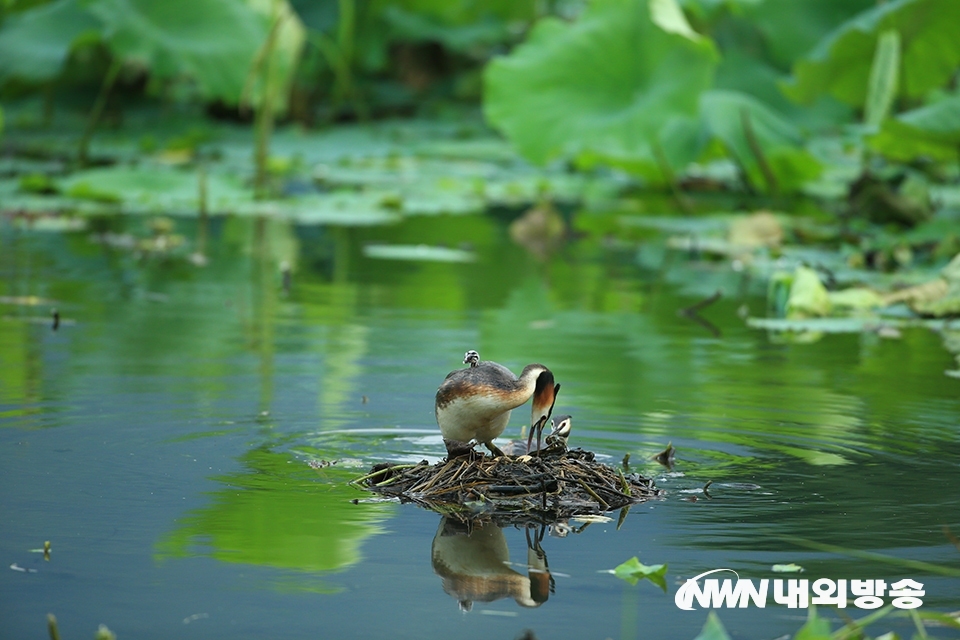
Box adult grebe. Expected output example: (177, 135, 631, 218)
(436, 350, 558, 457)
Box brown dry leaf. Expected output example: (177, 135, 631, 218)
(882, 278, 949, 306)
(883, 253, 960, 317)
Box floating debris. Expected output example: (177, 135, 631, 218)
(654, 443, 676, 469)
(772, 563, 805, 573)
(9, 563, 37, 573)
(355, 446, 660, 524)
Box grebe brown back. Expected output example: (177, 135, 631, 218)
(435, 350, 557, 457)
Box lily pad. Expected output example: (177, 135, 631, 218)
(362, 244, 475, 263)
(747, 317, 879, 333)
(235, 193, 402, 226)
(59, 164, 252, 215)
(611, 556, 668, 591)
(771, 563, 805, 573)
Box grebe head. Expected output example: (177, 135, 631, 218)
(530, 369, 558, 432)
(463, 350, 480, 367)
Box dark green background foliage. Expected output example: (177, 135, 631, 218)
(1, 0, 957, 193)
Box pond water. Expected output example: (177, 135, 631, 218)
(1, 212, 959, 640)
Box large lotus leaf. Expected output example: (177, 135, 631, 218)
(380, 7, 511, 52)
(375, 0, 538, 52)
(483, 0, 718, 165)
(869, 95, 960, 162)
(700, 90, 821, 193)
(713, 49, 854, 131)
(85, 0, 298, 105)
(579, 114, 709, 184)
(784, 0, 960, 107)
(380, 0, 537, 25)
(739, 0, 875, 69)
(0, 0, 102, 85)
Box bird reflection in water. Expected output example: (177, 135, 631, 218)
(431, 517, 556, 611)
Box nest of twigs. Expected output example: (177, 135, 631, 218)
(354, 446, 661, 524)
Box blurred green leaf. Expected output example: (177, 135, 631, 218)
(692, 612, 732, 640)
(380, 0, 535, 53)
(612, 555, 668, 591)
(863, 30, 900, 127)
(700, 90, 821, 193)
(784, 0, 960, 107)
(737, 0, 876, 69)
(793, 605, 832, 640)
(483, 0, 718, 165)
(785, 266, 831, 319)
(0, 0, 101, 84)
(18, 172, 58, 194)
(0, 0, 304, 108)
(827, 287, 885, 311)
(59, 164, 250, 212)
(86, 0, 303, 106)
(869, 95, 960, 162)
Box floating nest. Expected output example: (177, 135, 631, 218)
(354, 445, 661, 525)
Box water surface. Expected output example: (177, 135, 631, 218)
(2, 214, 959, 639)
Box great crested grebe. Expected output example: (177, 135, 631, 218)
(435, 350, 558, 457)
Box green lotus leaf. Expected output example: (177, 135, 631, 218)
(784, 0, 960, 107)
(59, 164, 252, 214)
(692, 612, 733, 640)
(700, 90, 821, 193)
(740, 0, 876, 69)
(611, 555, 668, 591)
(0, 0, 102, 85)
(785, 266, 831, 319)
(86, 0, 303, 106)
(576, 114, 708, 184)
(794, 605, 833, 640)
(869, 95, 960, 162)
(380, 0, 536, 52)
(483, 0, 718, 165)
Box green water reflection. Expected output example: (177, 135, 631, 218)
(156, 448, 392, 593)
(2, 211, 959, 638)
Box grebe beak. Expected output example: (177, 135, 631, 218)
(527, 376, 560, 453)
